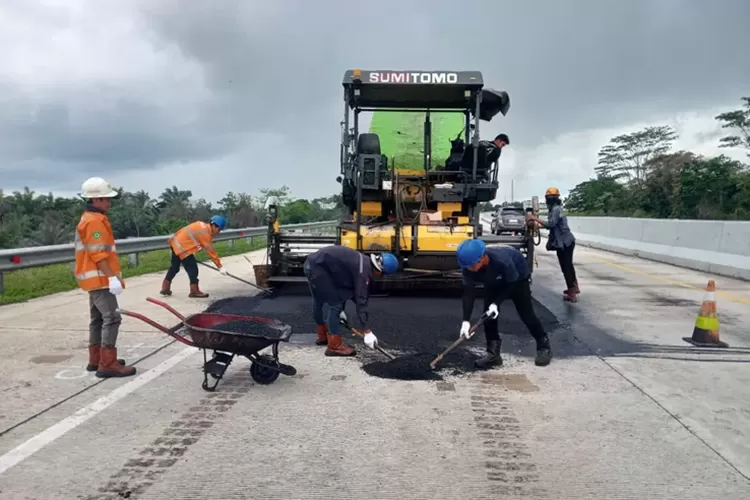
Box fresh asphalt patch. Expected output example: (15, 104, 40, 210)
(205, 289, 560, 381)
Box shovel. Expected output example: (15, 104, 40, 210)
(338, 313, 398, 361)
(429, 311, 492, 370)
(197, 260, 274, 296)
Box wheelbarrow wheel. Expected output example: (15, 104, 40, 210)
(250, 355, 281, 385)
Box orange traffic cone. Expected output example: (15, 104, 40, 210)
(682, 280, 728, 348)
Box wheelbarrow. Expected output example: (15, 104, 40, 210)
(117, 297, 297, 392)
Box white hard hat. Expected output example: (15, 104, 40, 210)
(79, 177, 119, 199)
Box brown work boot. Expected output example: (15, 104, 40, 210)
(159, 279, 172, 296)
(189, 283, 209, 298)
(96, 347, 136, 378)
(315, 324, 329, 346)
(86, 344, 125, 372)
(325, 334, 356, 357)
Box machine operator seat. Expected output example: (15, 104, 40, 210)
(355, 133, 388, 187)
(442, 136, 465, 172)
(357, 133, 381, 155)
(459, 141, 493, 181)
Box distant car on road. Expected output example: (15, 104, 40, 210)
(490, 205, 526, 235)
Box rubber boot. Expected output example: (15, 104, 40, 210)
(535, 336, 553, 367)
(315, 324, 329, 346)
(475, 340, 502, 369)
(563, 289, 578, 302)
(563, 281, 581, 295)
(96, 347, 136, 378)
(86, 344, 125, 372)
(189, 283, 209, 298)
(159, 279, 172, 296)
(325, 334, 356, 357)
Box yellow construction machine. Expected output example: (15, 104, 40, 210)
(263, 69, 537, 293)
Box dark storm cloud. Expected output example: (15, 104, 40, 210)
(138, 0, 750, 142)
(1, 0, 749, 194)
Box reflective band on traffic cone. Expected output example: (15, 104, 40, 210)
(682, 280, 728, 348)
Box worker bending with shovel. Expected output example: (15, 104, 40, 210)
(160, 215, 229, 298)
(456, 239, 552, 368)
(304, 245, 399, 356)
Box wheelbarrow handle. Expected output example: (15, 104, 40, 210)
(116, 307, 195, 347)
(146, 297, 186, 321)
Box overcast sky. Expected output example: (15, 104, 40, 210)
(1, 0, 749, 204)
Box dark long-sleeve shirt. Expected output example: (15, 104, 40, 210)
(544, 205, 575, 250)
(480, 140, 502, 165)
(305, 246, 372, 329)
(460, 246, 530, 322)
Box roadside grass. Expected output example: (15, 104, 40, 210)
(0, 237, 267, 306)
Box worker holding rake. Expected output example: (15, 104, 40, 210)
(304, 245, 399, 357)
(456, 239, 552, 369)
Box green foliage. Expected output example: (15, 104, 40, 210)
(566, 116, 750, 220)
(0, 237, 264, 306)
(0, 185, 345, 250)
(715, 96, 750, 157)
(595, 125, 678, 183)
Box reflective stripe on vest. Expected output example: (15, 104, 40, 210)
(74, 230, 116, 253)
(170, 222, 215, 256)
(74, 210, 123, 291)
(75, 269, 105, 282)
(75, 269, 121, 282)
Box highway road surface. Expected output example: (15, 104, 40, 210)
(0, 231, 749, 499)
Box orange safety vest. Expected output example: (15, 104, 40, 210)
(74, 210, 124, 292)
(169, 221, 222, 267)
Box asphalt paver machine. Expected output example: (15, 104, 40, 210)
(263, 69, 535, 292)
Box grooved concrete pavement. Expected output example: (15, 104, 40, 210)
(0, 237, 749, 499)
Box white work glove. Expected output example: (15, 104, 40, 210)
(339, 310, 348, 325)
(486, 303, 499, 319)
(460, 321, 473, 339)
(364, 332, 378, 349)
(108, 277, 123, 296)
(219, 266, 228, 276)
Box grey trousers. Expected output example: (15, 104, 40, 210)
(89, 289, 122, 347)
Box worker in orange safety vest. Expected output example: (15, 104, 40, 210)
(160, 215, 228, 298)
(75, 177, 136, 378)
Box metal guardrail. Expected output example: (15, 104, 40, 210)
(0, 220, 337, 274)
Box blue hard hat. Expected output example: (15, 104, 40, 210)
(370, 252, 399, 274)
(210, 215, 227, 230)
(457, 238, 486, 268)
(380, 252, 399, 274)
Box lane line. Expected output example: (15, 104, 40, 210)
(0, 345, 196, 477)
(0, 338, 178, 439)
(591, 257, 750, 306)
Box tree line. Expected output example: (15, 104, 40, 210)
(565, 96, 750, 219)
(0, 185, 345, 250)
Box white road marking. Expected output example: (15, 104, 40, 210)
(53, 367, 90, 380)
(0, 346, 196, 476)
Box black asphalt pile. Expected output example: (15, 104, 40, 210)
(361, 353, 442, 381)
(204, 292, 559, 380)
(212, 319, 285, 339)
(204, 296, 265, 315)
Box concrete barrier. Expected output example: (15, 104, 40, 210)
(557, 216, 750, 281)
